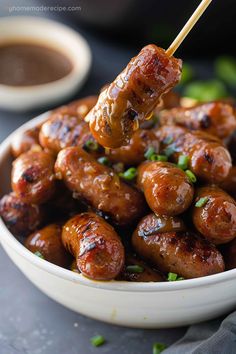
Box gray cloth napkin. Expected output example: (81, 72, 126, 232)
(165, 311, 236, 354)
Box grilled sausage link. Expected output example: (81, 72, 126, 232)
(137, 161, 194, 216)
(117, 254, 164, 282)
(156, 125, 232, 183)
(11, 126, 41, 158)
(160, 102, 236, 139)
(11, 150, 56, 204)
(53, 96, 98, 120)
(107, 129, 159, 166)
(132, 213, 225, 279)
(25, 224, 70, 267)
(39, 108, 99, 156)
(55, 147, 146, 225)
(62, 212, 125, 280)
(192, 186, 236, 244)
(87, 45, 182, 148)
(0, 192, 43, 236)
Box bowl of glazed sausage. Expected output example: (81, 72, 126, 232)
(1, 45, 236, 328)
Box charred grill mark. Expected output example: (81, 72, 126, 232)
(200, 114, 211, 129)
(127, 108, 138, 121)
(21, 167, 39, 183)
(204, 152, 214, 164)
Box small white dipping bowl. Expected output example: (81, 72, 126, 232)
(0, 114, 236, 328)
(0, 17, 91, 111)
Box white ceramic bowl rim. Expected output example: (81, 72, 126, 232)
(1, 113, 236, 293)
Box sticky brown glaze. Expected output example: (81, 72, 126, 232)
(11, 150, 56, 204)
(0, 192, 43, 236)
(220, 166, 236, 198)
(117, 254, 164, 282)
(107, 129, 159, 166)
(137, 161, 194, 216)
(39, 108, 99, 156)
(132, 213, 225, 279)
(192, 186, 236, 245)
(11, 126, 41, 158)
(222, 238, 236, 270)
(62, 212, 125, 280)
(87, 45, 182, 148)
(159, 102, 236, 139)
(155, 125, 232, 183)
(25, 224, 70, 267)
(55, 147, 146, 225)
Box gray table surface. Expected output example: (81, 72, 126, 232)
(0, 4, 188, 354)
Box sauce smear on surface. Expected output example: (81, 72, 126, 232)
(0, 42, 73, 86)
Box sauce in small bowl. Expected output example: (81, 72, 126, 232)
(0, 16, 91, 111)
(0, 42, 73, 86)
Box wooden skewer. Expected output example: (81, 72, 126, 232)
(166, 0, 213, 57)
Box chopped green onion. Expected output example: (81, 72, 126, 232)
(145, 146, 155, 159)
(167, 272, 184, 281)
(34, 251, 44, 259)
(167, 272, 178, 281)
(180, 63, 194, 84)
(215, 56, 236, 87)
(184, 80, 227, 102)
(153, 342, 166, 354)
(150, 154, 168, 162)
(177, 155, 189, 170)
(97, 156, 109, 165)
(119, 167, 137, 181)
(126, 265, 144, 273)
(90, 335, 106, 347)
(84, 140, 99, 151)
(195, 197, 209, 208)
(163, 136, 173, 145)
(185, 170, 197, 183)
(163, 145, 176, 158)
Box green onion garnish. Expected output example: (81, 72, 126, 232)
(167, 272, 184, 281)
(84, 140, 99, 151)
(185, 170, 197, 183)
(153, 342, 166, 354)
(97, 156, 109, 165)
(163, 145, 176, 158)
(150, 154, 168, 162)
(144, 147, 155, 160)
(126, 265, 144, 273)
(195, 197, 209, 208)
(119, 167, 137, 181)
(177, 155, 189, 170)
(90, 335, 106, 347)
(34, 251, 44, 259)
(163, 136, 173, 145)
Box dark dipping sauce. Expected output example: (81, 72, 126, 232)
(0, 42, 73, 86)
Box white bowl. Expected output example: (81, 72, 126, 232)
(0, 17, 91, 111)
(0, 114, 236, 328)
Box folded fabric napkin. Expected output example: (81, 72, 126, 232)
(165, 311, 236, 354)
